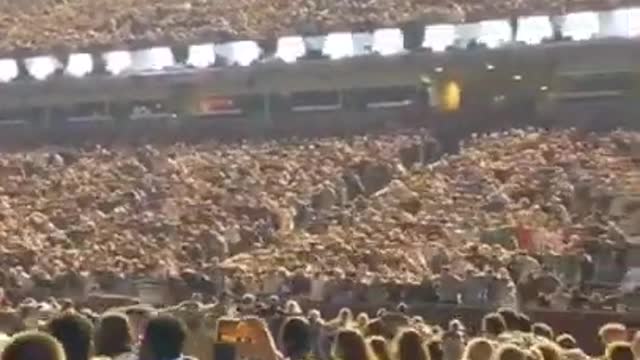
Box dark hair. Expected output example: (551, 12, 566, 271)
(606, 342, 634, 360)
(143, 315, 187, 360)
(427, 339, 443, 360)
(497, 309, 519, 332)
(395, 329, 429, 360)
(279, 317, 311, 360)
(482, 313, 506, 336)
(94, 313, 133, 357)
(2, 331, 65, 360)
(333, 329, 371, 360)
(532, 322, 554, 340)
(556, 334, 577, 349)
(368, 336, 392, 360)
(516, 313, 532, 333)
(46, 313, 93, 360)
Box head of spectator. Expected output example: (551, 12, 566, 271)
(307, 309, 322, 325)
(125, 306, 155, 344)
(533, 323, 554, 340)
(46, 313, 93, 360)
(533, 342, 562, 360)
(140, 315, 187, 360)
(556, 334, 577, 349)
(333, 328, 371, 360)
(336, 308, 353, 326)
(497, 309, 519, 332)
(356, 313, 369, 330)
(397, 303, 408, 314)
(482, 313, 506, 338)
(1, 331, 66, 360)
(368, 336, 391, 360)
(606, 342, 634, 360)
(463, 338, 493, 360)
(496, 344, 528, 360)
(94, 312, 133, 358)
(393, 329, 429, 360)
(279, 316, 311, 360)
(427, 339, 443, 360)
(285, 300, 302, 315)
(599, 324, 628, 347)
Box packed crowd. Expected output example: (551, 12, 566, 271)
(0, 128, 637, 310)
(0, 298, 638, 360)
(0, 0, 631, 54)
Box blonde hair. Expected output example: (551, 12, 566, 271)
(495, 344, 528, 360)
(599, 323, 627, 345)
(463, 338, 494, 360)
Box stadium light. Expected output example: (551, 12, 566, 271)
(65, 53, 93, 77)
(276, 36, 306, 63)
(103, 50, 132, 75)
(516, 16, 553, 44)
(372, 28, 404, 56)
(322, 32, 355, 60)
(352, 33, 373, 56)
(25, 55, 61, 80)
(562, 11, 599, 41)
(453, 22, 482, 48)
(187, 44, 216, 68)
(216, 41, 261, 66)
(130, 46, 176, 72)
(0, 59, 19, 82)
(601, 7, 640, 37)
(477, 19, 512, 48)
(422, 24, 456, 52)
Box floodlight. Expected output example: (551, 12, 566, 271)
(0, 59, 19, 82)
(562, 11, 599, 41)
(187, 44, 216, 68)
(372, 28, 404, 56)
(422, 24, 455, 52)
(322, 32, 354, 59)
(516, 16, 553, 44)
(25, 55, 61, 80)
(103, 51, 132, 75)
(65, 53, 93, 77)
(276, 36, 306, 63)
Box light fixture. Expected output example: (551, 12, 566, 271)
(512, 75, 522, 81)
(434, 66, 444, 73)
(540, 85, 549, 91)
(486, 63, 495, 71)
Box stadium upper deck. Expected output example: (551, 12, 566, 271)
(0, 0, 633, 55)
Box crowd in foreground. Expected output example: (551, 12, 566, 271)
(0, 129, 637, 309)
(0, 0, 630, 53)
(0, 298, 639, 360)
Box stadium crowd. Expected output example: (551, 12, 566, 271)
(0, 298, 638, 360)
(0, 0, 631, 53)
(0, 128, 636, 311)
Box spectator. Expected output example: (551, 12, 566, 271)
(482, 313, 506, 338)
(394, 329, 430, 360)
(555, 334, 577, 349)
(533, 343, 561, 360)
(532, 323, 554, 340)
(463, 338, 494, 360)
(496, 345, 528, 360)
(606, 342, 634, 360)
(93, 313, 135, 360)
(332, 329, 372, 360)
(139, 316, 189, 360)
(278, 317, 312, 360)
(1, 331, 65, 360)
(46, 313, 93, 360)
(631, 332, 640, 359)
(600, 324, 628, 348)
(368, 336, 392, 360)
(497, 309, 520, 332)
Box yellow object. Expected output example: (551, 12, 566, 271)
(441, 81, 461, 111)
